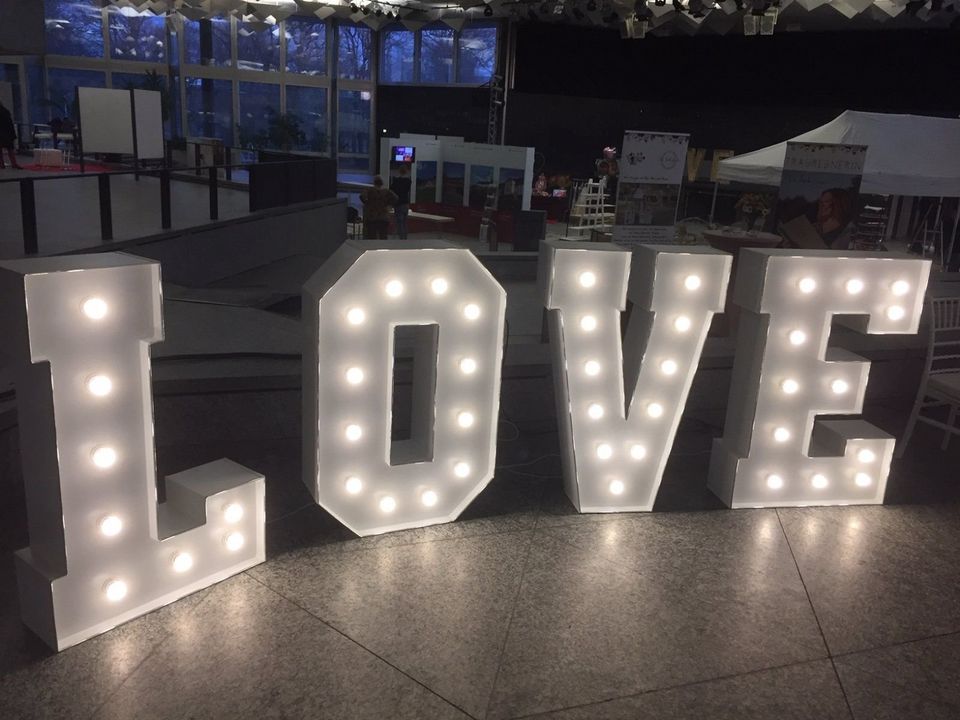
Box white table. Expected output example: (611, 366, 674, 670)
(409, 210, 455, 239)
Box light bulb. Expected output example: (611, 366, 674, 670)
(463, 303, 481, 320)
(781, 379, 799, 395)
(788, 330, 807, 346)
(797, 277, 817, 294)
(224, 531, 245, 551)
(766, 474, 784, 490)
(384, 279, 404, 297)
(87, 374, 113, 397)
(608, 479, 625, 495)
(660, 359, 678, 376)
(459, 358, 477, 375)
(99, 515, 122, 537)
(91, 446, 117, 469)
(430, 277, 449, 295)
(346, 307, 366, 325)
(831, 379, 849, 395)
(345, 424, 363, 441)
(811, 474, 829, 489)
(223, 503, 244, 523)
(82, 297, 108, 320)
(855, 472, 873, 488)
(773, 427, 791, 443)
(578, 271, 597, 288)
(379, 495, 397, 513)
(647, 402, 664, 418)
(454, 462, 470, 478)
(345, 475, 363, 494)
(630, 444, 646, 460)
(103, 579, 127, 602)
(891, 280, 910, 296)
(886, 305, 905, 321)
(596, 443, 613, 460)
(172, 552, 194, 573)
(584, 360, 601, 376)
(684, 274, 702, 291)
(674, 315, 692, 332)
(457, 411, 475, 428)
(421, 490, 438, 507)
(345, 367, 364, 385)
(845, 278, 865, 295)
(587, 403, 604, 419)
(579, 315, 597, 332)
(856, 449, 876, 464)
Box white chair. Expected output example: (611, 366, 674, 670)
(898, 296, 960, 456)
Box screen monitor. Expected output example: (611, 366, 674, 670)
(392, 145, 415, 163)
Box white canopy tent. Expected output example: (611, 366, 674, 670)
(717, 111, 960, 197)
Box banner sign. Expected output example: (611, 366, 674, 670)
(613, 131, 690, 246)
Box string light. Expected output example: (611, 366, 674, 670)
(171, 552, 194, 573)
(82, 297, 108, 320)
(91, 446, 118, 469)
(103, 579, 127, 602)
(87, 375, 113, 397)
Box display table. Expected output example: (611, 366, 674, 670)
(409, 210, 455, 238)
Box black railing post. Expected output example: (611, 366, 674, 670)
(160, 169, 172, 229)
(98, 174, 113, 241)
(20, 179, 38, 255)
(208, 166, 219, 221)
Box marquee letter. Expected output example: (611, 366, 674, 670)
(709, 250, 931, 508)
(540, 240, 731, 511)
(0, 254, 265, 651)
(303, 241, 506, 536)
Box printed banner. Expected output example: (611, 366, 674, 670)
(776, 142, 868, 250)
(612, 131, 690, 245)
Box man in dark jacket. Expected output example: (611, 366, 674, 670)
(360, 176, 398, 240)
(0, 103, 21, 169)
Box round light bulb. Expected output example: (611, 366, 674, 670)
(856, 449, 876, 464)
(773, 427, 791, 443)
(104, 579, 127, 602)
(646, 402, 664, 419)
(463, 303, 481, 320)
(831, 379, 849, 395)
(608, 479, 625, 495)
(766, 474, 784, 490)
(788, 330, 807, 346)
(578, 271, 597, 288)
(172, 552, 194, 573)
(224, 531, 245, 551)
(345, 476, 363, 495)
(674, 315, 692, 333)
(82, 297, 108, 320)
(384, 279, 404, 298)
(459, 358, 477, 375)
(811, 474, 829, 489)
(584, 360, 601, 376)
(345, 367, 364, 385)
(891, 280, 910, 296)
(596, 443, 613, 460)
(430, 277, 449, 295)
(457, 411, 475, 428)
(379, 495, 397, 513)
(421, 490, 438, 507)
(99, 515, 123, 537)
(660, 359, 678, 376)
(454, 462, 470, 479)
(223, 503, 244, 523)
(91, 446, 117, 469)
(684, 275, 702, 291)
(855, 472, 873, 488)
(87, 374, 113, 397)
(781, 379, 799, 395)
(797, 277, 817, 294)
(886, 305, 905, 321)
(579, 315, 597, 332)
(345, 424, 363, 442)
(346, 307, 366, 325)
(845, 278, 865, 295)
(630, 444, 646, 460)
(587, 403, 604, 420)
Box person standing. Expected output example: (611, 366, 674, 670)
(390, 164, 412, 239)
(0, 103, 22, 170)
(360, 175, 398, 240)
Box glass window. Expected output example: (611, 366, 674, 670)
(238, 81, 280, 149)
(27, 63, 45, 128)
(286, 85, 328, 153)
(237, 21, 281, 71)
(420, 27, 454, 84)
(185, 76, 233, 144)
(442, 162, 465, 205)
(381, 26, 414, 84)
(416, 160, 437, 204)
(46, 68, 105, 121)
(107, 7, 166, 63)
(285, 16, 326, 76)
(44, 0, 104, 58)
(337, 25, 371, 80)
(458, 24, 498, 84)
(337, 89, 371, 171)
(184, 18, 232, 67)
(1, 64, 23, 124)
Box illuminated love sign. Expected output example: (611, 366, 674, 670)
(0, 254, 265, 652)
